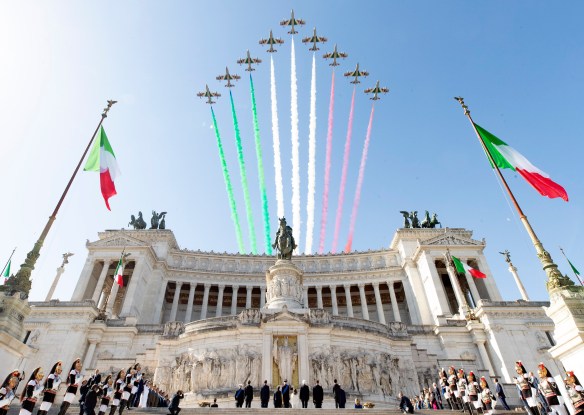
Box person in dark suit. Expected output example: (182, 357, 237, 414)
(84, 385, 101, 415)
(244, 381, 253, 408)
(312, 380, 324, 408)
(260, 380, 270, 408)
(273, 386, 282, 408)
(168, 391, 183, 415)
(282, 380, 290, 408)
(398, 392, 415, 414)
(494, 378, 510, 410)
(210, 398, 218, 408)
(234, 385, 245, 408)
(332, 379, 341, 408)
(299, 380, 310, 408)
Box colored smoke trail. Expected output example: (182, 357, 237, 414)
(331, 86, 356, 253)
(210, 107, 244, 253)
(270, 55, 285, 218)
(345, 104, 375, 253)
(229, 90, 257, 254)
(304, 54, 317, 254)
(249, 74, 272, 255)
(318, 71, 335, 254)
(290, 37, 301, 250)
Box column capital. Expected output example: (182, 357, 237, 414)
(358, 283, 366, 289)
(218, 284, 226, 290)
(372, 282, 380, 289)
(204, 283, 211, 289)
(232, 285, 240, 290)
(175, 281, 184, 288)
(343, 283, 352, 290)
(246, 285, 253, 292)
(329, 284, 337, 290)
(315, 286, 323, 292)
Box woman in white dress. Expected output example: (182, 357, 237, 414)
(291, 388, 299, 408)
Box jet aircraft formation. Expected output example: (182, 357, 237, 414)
(197, 9, 388, 104)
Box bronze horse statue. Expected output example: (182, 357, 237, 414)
(129, 211, 147, 230)
(272, 217, 297, 260)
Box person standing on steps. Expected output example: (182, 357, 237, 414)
(333, 379, 341, 408)
(282, 380, 290, 408)
(58, 358, 83, 415)
(260, 380, 270, 408)
(300, 380, 310, 408)
(244, 380, 254, 408)
(38, 361, 63, 415)
(312, 380, 323, 409)
(494, 378, 510, 410)
(234, 384, 245, 408)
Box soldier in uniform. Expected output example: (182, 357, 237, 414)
(479, 377, 495, 415)
(0, 372, 20, 415)
(58, 359, 83, 415)
(537, 363, 567, 415)
(457, 369, 470, 414)
(20, 368, 44, 415)
(98, 375, 113, 415)
(38, 361, 63, 415)
(447, 367, 460, 410)
(439, 369, 452, 410)
(467, 371, 481, 414)
(109, 370, 126, 415)
(565, 371, 584, 415)
(514, 361, 539, 415)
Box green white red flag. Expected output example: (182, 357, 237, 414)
(474, 123, 568, 201)
(452, 255, 486, 279)
(84, 126, 120, 210)
(114, 255, 124, 287)
(1, 259, 10, 285)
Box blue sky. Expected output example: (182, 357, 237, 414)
(1, 1, 582, 303)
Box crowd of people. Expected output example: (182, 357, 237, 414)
(0, 360, 178, 415)
(1, 359, 582, 414)
(398, 362, 583, 415)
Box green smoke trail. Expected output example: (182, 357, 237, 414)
(229, 90, 257, 254)
(210, 107, 245, 253)
(249, 75, 272, 255)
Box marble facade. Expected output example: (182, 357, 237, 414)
(13, 227, 570, 404)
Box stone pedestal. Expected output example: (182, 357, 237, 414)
(264, 260, 304, 311)
(545, 286, 584, 381)
(0, 292, 32, 370)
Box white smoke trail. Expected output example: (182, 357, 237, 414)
(270, 55, 285, 218)
(290, 37, 301, 250)
(304, 53, 317, 254)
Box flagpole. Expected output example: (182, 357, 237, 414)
(454, 97, 573, 292)
(1, 100, 117, 298)
(1, 247, 16, 277)
(559, 247, 584, 286)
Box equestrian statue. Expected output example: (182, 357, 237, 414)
(272, 217, 297, 260)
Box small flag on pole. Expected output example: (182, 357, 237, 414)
(1, 259, 10, 285)
(84, 126, 121, 210)
(452, 255, 487, 279)
(114, 255, 125, 287)
(474, 123, 568, 201)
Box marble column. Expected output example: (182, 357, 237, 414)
(154, 281, 168, 324)
(260, 286, 266, 308)
(316, 286, 323, 309)
(231, 285, 239, 315)
(185, 283, 196, 323)
(388, 281, 402, 322)
(216, 285, 225, 317)
(475, 340, 495, 376)
(445, 259, 467, 317)
(358, 283, 370, 320)
(330, 285, 339, 316)
(372, 282, 386, 324)
(297, 333, 309, 384)
(262, 334, 273, 384)
(509, 264, 530, 301)
(303, 287, 309, 308)
(105, 281, 120, 317)
(462, 259, 481, 307)
(246, 286, 253, 309)
(170, 282, 183, 322)
(401, 278, 420, 325)
(91, 260, 111, 304)
(71, 258, 97, 301)
(200, 284, 211, 320)
(344, 284, 354, 317)
(120, 259, 146, 317)
(83, 339, 99, 369)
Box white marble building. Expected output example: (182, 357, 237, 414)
(18, 227, 567, 404)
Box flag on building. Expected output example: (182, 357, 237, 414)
(1, 259, 10, 285)
(474, 123, 568, 202)
(114, 255, 125, 287)
(566, 257, 580, 278)
(84, 126, 121, 210)
(452, 255, 487, 279)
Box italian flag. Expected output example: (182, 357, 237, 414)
(475, 124, 568, 201)
(114, 256, 124, 287)
(1, 259, 10, 285)
(84, 126, 120, 210)
(452, 255, 487, 279)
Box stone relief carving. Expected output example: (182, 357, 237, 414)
(308, 347, 416, 397)
(266, 274, 303, 304)
(239, 309, 261, 325)
(163, 321, 185, 337)
(155, 346, 261, 393)
(309, 309, 331, 324)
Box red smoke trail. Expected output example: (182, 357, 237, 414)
(331, 86, 356, 253)
(345, 104, 375, 253)
(318, 71, 335, 254)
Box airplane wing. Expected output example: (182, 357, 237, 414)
(216, 75, 225, 80)
(232, 74, 241, 80)
(259, 39, 268, 45)
(212, 92, 221, 97)
(343, 70, 356, 77)
(196, 92, 205, 97)
(364, 87, 373, 93)
(236, 58, 246, 64)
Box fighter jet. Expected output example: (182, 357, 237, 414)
(216, 67, 241, 88)
(323, 44, 348, 67)
(302, 27, 327, 51)
(237, 50, 262, 72)
(343, 63, 369, 84)
(280, 9, 305, 34)
(259, 30, 284, 53)
(364, 81, 389, 100)
(196, 84, 221, 105)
